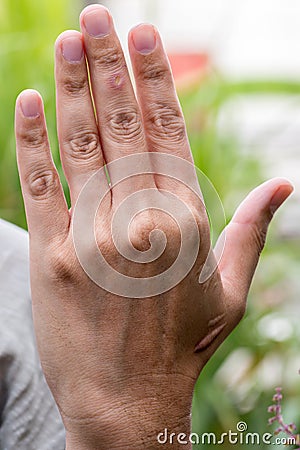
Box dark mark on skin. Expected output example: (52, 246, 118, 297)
(194, 313, 227, 352)
(109, 67, 127, 89)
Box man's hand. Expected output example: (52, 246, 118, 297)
(15, 4, 293, 449)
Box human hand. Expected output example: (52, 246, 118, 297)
(15, 4, 293, 449)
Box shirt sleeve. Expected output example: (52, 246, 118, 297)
(0, 219, 65, 450)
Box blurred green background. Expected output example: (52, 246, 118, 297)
(1, 0, 300, 448)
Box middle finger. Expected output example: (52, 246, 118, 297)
(80, 4, 149, 166)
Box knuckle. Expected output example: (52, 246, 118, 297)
(19, 127, 48, 150)
(141, 61, 169, 84)
(149, 104, 186, 143)
(250, 222, 268, 256)
(46, 246, 76, 285)
(129, 211, 156, 252)
(93, 47, 123, 71)
(129, 210, 180, 253)
(106, 108, 143, 142)
(62, 76, 87, 96)
(66, 131, 101, 162)
(26, 167, 59, 199)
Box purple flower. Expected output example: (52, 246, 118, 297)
(268, 386, 300, 449)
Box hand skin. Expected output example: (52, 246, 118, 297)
(15, 4, 293, 450)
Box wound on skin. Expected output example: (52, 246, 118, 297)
(110, 73, 125, 89)
(194, 313, 226, 352)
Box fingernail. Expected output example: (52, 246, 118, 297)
(132, 24, 156, 55)
(19, 90, 41, 118)
(82, 6, 111, 37)
(62, 36, 84, 63)
(270, 184, 294, 214)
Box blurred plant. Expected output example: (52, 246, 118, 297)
(179, 73, 300, 222)
(0, 0, 80, 227)
(268, 387, 300, 449)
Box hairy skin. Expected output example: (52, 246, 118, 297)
(15, 4, 293, 450)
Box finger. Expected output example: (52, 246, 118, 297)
(128, 24, 198, 194)
(215, 178, 294, 305)
(79, 6, 148, 160)
(129, 25, 193, 162)
(55, 30, 105, 205)
(80, 5, 155, 202)
(15, 90, 69, 244)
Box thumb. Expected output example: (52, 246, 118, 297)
(215, 178, 294, 306)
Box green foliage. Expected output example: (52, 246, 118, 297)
(180, 74, 300, 221)
(0, 0, 80, 227)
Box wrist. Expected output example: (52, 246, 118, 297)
(63, 375, 194, 450)
(65, 411, 192, 450)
